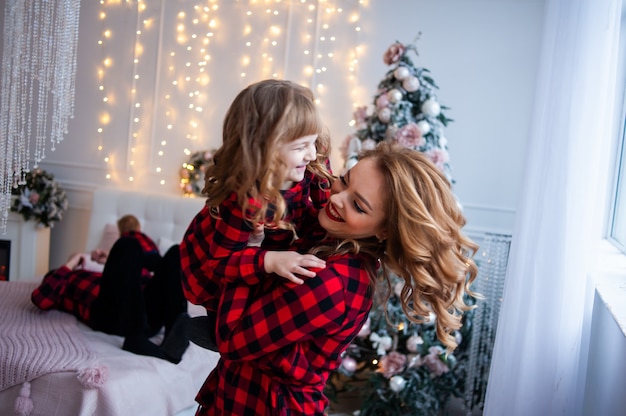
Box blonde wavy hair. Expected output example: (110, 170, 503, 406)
(315, 142, 478, 352)
(203, 79, 332, 229)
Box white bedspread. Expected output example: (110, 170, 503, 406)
(0, 282, 218, 416)
(0, 281, 102, 392)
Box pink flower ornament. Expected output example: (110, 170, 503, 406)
(380, 351, 407, 378)
(383, 42, 405, 65)
(425, 148, 450, 172)
(420, 346, 449, 377)
(395, 123, 425, 149)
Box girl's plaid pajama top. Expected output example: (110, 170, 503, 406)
(197, 247, 374, 415)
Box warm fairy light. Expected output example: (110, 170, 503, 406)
(97, 0, 363, 189)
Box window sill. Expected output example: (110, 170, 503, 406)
(591, 240, 626, 337)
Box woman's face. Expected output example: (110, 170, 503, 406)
(318, 158, 388, 240)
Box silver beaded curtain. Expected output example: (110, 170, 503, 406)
(0, 0, 81, 232)
(464, 233, 512, 414)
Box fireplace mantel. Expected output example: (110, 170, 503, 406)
(0, 212, 50, 282)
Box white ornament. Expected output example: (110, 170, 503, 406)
(361, 139, 377, 151)
(439, 135, 448, 147)
(416, 120, 431, 135)
(377, 108, 391, 123)
(393, 281, 403, 298)
(341, 356, 357, 373)
(406, 334, 424, 353)
(453, 330, 463, 346)
(389, 375, 407, 393)
(347, 135, 362, 155)
(357, 316, 371, 338)
(402, 76, 420, 92)
(369, 332, 393, 355)
(421, 99, 441, 117)
(387, 89, 403, 103)
(393, 66, 410, 80)
(423, 311, 436, 326)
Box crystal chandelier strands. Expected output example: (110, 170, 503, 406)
(0, 0, 81, 232)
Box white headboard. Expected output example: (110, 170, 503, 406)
(85, 188, 206, 252)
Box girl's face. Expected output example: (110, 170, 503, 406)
(318, 158, 388, 240)
(278, 134, 318, 189)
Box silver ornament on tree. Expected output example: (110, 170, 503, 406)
(393, 66, 410, 80)
(421, 98, 441, 117)
(402, 75, 420, 92)
(387, 88, 403, 103)
(416, 120, 431, 135)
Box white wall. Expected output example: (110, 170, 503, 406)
(0, 0, 546, 268)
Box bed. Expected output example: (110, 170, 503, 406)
(0, 188, 219, 416)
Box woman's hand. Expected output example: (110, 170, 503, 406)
(263, 251, 326, 285)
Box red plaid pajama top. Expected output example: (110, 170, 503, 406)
(197, 247, 374, 415)
(180, 169, 329, 316)
(31, 231, 158, 323)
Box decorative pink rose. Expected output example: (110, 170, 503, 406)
(425, 148, 450, 172)
(383, 42, 405, 65)
(28, 192, 40, 205)
(395, 123, 425, 149)
(380, 351, 407, 378)
(419, 346, 449, 376)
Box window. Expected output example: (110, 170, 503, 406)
(608, 6, 626, 254)
(610, 113, 626, 253)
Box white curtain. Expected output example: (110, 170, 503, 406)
(484, 0, 622, 415)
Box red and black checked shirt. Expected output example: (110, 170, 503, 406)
(195, 249, 374, 415)
(179, 170, 329, 315)
(31, 231, 159, 323)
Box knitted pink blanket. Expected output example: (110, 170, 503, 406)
(0, 281, 107, 396)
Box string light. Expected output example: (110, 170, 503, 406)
(98, 0, 363, 191)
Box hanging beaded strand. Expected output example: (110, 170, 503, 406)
(0, 0, 81, 233)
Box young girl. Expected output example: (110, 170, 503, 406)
(180, 79, 333, 349)
(194, 141, 479, 415)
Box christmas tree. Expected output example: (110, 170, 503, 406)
(328, 39, 475, 415)
(342, 37, 453, 184)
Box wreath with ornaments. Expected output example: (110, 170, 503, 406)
(179, 149, 215, 196)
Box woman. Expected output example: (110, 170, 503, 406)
(195, 142, 479, 415)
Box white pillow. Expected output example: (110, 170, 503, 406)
(96, 223, 119, 252)
(157, 236, 177, 254)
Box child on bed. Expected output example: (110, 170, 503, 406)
(180, 79, 333, 351)
(31, 214, 190, 364)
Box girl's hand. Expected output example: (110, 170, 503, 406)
(263, 251, 326, 285)
(90, 249, 109, 265)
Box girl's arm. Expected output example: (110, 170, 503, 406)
(216, 257, 369, 360)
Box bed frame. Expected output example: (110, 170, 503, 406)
(0, 188, 217, 416)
